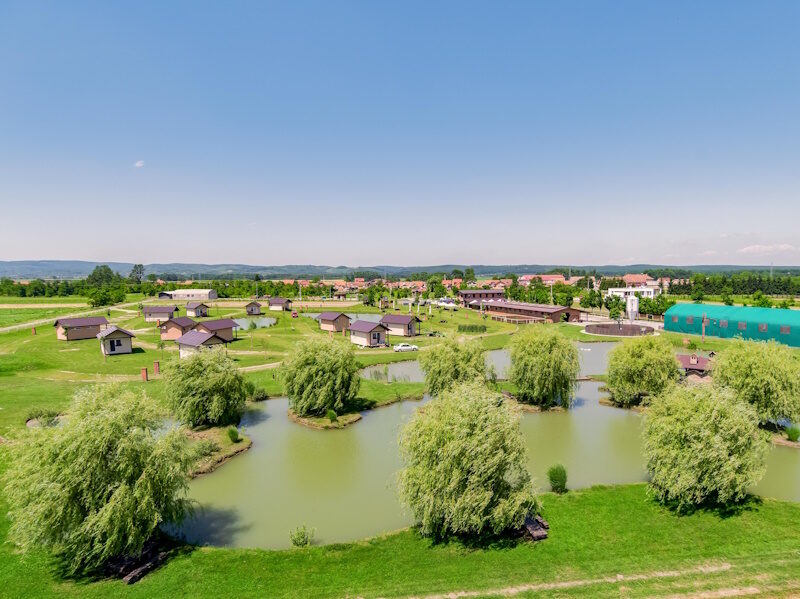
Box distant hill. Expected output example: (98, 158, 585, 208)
(1, 260, 798, 280)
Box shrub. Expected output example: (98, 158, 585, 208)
(547, 464, 568, 494)
(398, 381, 538, 540)
(226, 426, 240, 443)
(713, 339, 800, 424)
(418, 338, 486, 397)
(644, 385, 768, 509)
(24, 407, 59, 427)
(251, 387, 269, 402)
(787, 425, 800, 443)
(289, 524, 314, 547)
(326, 409, 338, 423)
(165, 348, 247, 427)
(508, 326, 579, 408)
(606, 336, 680, 407)
(457, 324, 487, 333)
(281, 338, 360, 417)
(3, 385, 193, 575)
(193, 438, 220, 459)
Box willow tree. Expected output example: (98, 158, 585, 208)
(398, 381, 537, 539)
(508, 326, 580, 408)
(418, 337, 487, 397)
(606, 335, 679, 407)
(165, 347, 247, 427)
(281, 337, 360, 416)
(644, 385, 768, 509)
(3, 385, 193, 575)
(713, 339, 800, 424)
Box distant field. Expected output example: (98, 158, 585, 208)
(0, 295, 87, 305)
(0, 307, 81, 328)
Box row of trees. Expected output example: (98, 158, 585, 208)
(668, 273, 800, 297)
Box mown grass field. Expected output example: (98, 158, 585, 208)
(1, 483, 799, 598)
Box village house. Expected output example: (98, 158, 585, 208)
(622, 273, 655, 287)
(605, 286, 660, 300)
(458, 289, 506, 307)
(185, 302, 209, 318)
(143, 305, 179, 323)
(97, 326, 135, 356)
(479, 299, 581, 323)
(268, 297, 292, 311)
(54, 316, 108, 341)
(380, 314, 420, 336)
(318, 311, 351, 333)
(349, 320, 388, 348)
(160, 317, 197, 341)
(158, 289, 218, 300)
(175, 330, 226, 359)
(193, 318, 238, 342)
(519, 274, 566, 287)
(676, 353, 712, 377)
(245, 301, 262, 315)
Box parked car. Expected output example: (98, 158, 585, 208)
(393, 343, 419, 352)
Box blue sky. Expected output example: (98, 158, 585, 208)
(1, 1, 799, 266)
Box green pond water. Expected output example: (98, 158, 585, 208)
(182, 386, 800, 549)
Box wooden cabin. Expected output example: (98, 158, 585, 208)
(97, 326, 135, 355)
(54, 316, 108, 341)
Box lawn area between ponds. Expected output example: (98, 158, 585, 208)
(1, 484, 799, 598)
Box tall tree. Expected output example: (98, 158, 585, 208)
(606, 336, 680, 407)
(508, 326, 579, 408)
(419, 338, 487, 397)
(128, 264, 145, 283)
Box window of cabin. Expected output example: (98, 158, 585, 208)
(671, 316, 678, 323)
(758, 323, 768, 332)
(780, 326, 790, 335)
(720, 320, 728, 328)
(738, 321, 747, 330)
(686, 316, 694, 324)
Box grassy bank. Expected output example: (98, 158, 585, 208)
(2, 484, 799, 598)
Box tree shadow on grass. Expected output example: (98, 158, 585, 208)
(658, 493, 763, 520)
(411, 526, 529, 552)
(341, 396, 377, 414)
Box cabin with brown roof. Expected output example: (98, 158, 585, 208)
(268, 297, 292, 312)
(349, 320, 388, 347)
(318, 312, 351, 333)
(676, 353, 712, 377)
(458, 289, 506, 306)
(245, 301, 262, 316)
(194, 318, 238, 342)
(97, 326, 135, 355)
(143, 305, 179, 323)
(380, 314, 421, 336)
(175, 330, 226, 359)
(481, 300, 581, 323)
(185, 302, 209, 318)
(54, 316, 108, 341)
(160, 317, 197, 341)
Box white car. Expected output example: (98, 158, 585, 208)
(393, 343, 419, 352)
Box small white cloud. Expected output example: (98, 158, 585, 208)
(736, 243, 800, 255)
(699, 250, 718, 257)
(134, 160, 145, 168)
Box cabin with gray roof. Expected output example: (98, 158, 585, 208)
(160, 317, 197, 341)
(175, 330, 226, 359)
(318, 311, 351, 333)
(268, 297, 292, 311)
(143, 305, 179, 323)
(54, 316, 108, 341)
(185, 302, 209, 317)
(193, 318, 238, 342)
(245, 301, 262, 315)
(97, 326, 135, 355)
(349, 320, 388, 347)
(380, 313, 421, 336)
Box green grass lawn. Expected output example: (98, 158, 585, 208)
(0, 295, 88, 305)
(1, 483, 799, 598)
(0, 307, 81, 328)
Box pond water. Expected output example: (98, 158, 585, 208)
(182, 381, 800, 550)
(233, 317, 276, 329)
(360, 342, 618, 383)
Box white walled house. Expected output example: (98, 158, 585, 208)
(97, 326, 135, 355)
(379, 314, 420, 336)
(186, 302, 209, 317)
(175, 330, 226, 359)
(604, 286, 659, 300)
(349, 320, 388, 347)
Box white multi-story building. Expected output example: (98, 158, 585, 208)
(604, 286, 660, 300)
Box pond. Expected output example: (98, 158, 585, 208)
(181, 382, 800, 550)
(233, 317, 276, 329)
(360, 342, 618, 382)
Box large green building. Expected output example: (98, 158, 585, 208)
(664, 303, 800, 347)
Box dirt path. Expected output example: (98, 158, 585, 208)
(238, 361, 282, 372)
(397, 562, 734, 599)
(0, 300, 146, 334)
